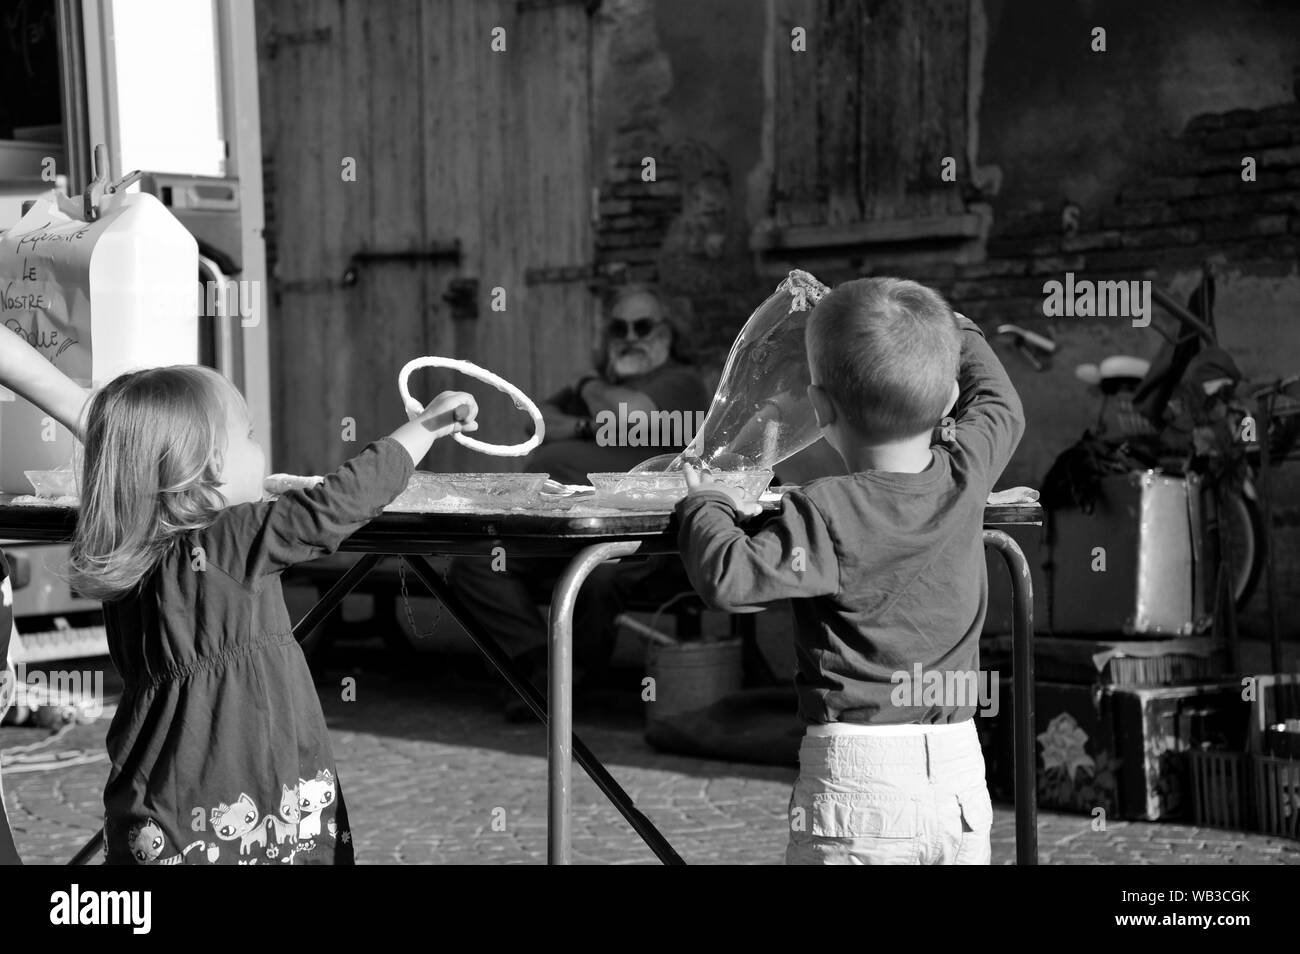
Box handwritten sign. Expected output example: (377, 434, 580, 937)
(0, 197, 105, 386)
(0, 189, 198, 491)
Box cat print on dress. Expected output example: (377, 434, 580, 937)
(267, 783, 300, 845)
(127, 818, 215, 864)
(210, 793, 268, 856)
(297, 769, 336, 841)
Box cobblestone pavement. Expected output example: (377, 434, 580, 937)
(4, 651, 1299, 865)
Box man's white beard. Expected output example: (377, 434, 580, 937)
(607, 336, 670, 382)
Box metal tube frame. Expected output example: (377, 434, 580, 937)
(402, 553, 685, 864)
(64, 530, 1038, 866)
(983, 529, 1038, 865)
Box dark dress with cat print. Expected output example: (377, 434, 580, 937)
(101, 438, 414, 865)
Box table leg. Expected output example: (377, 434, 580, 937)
(404, 554, 685, 865)
(545, 541, 645, 864)
(67, 829, 103, 865)
(291, 553, 383, 642)
(983, 529, 1038, 866)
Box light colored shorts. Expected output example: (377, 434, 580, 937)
(785, 719, 993, 865)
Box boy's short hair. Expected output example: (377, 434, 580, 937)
(806, 277, 960, 443)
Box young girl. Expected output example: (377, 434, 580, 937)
(68, 365, 476, 865)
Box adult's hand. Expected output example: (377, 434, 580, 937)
(539, 403, 590, 443)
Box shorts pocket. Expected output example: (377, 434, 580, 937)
(955, 784, 993, 833)
(809, 792, 919, 840)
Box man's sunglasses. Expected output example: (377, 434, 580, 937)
(606, 318, 662, 340)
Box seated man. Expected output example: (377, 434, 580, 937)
(448, 284, 710, 719)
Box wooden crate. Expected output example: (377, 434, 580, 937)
(1253, 755, 1300, 840)
(1187, 749, 1250, 830)
(1247, 674, 1300, 754)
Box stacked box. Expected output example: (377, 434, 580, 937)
(983, 678, 1247, 820)
(1108, 682, 1248, 821)
(980, 634, 1227, 687)
(1048, 472, 1211, 637)
(984, 679, 1121, 817)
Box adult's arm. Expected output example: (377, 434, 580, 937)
(581, 363, 710, 419)
(579, 378, 657, 417)
(538, 383, 591, 443)
(0, 328, 89, 438)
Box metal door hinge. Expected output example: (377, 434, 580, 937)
(276, 277, 348, 295)
(443, 278, 480, 321)
(517, 0, 602, 13)
(342, 242, 463, 286)
(525, 263, 598, 285)
(265, 26, 332, 59)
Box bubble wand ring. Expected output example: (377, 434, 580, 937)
(398, 357, 545, 457)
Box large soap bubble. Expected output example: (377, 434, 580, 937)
(633, 269, 830, 474)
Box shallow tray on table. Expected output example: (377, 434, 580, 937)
(385, 472, 551, 512)
(262, 471, 553, 512)
(25, 469, 78, 498)
(586, 470, 773, 509)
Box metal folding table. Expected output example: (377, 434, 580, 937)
(0, 496, 1040, 865)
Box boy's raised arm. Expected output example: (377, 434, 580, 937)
(0, 328, 89, 438)
(949, 313, 1025, 485)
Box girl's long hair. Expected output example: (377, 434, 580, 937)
(68, 365, 234, 602)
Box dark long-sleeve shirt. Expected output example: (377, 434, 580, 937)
(676, 314, 1024, 725)
(102, 437, 413, 864)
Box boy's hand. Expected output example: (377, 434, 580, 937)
(682, 462, 762, 517)
(414, 390, 480, 441)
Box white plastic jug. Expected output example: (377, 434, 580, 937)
(0, 189, 199, 493)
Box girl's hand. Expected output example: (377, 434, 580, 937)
(682, 462, 762, 517)
(414, 390, 479, 441)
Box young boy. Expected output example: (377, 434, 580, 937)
(676, 277, 1024, 865)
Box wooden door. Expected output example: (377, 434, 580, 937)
(257, 0, 594, 476)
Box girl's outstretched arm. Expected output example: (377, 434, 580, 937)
(0, 328, 88, 438)
(200, 392, 479, 584)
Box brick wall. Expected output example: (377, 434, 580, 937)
(594, 141, 765, 367)
(594, 152, 682, 284)
(916, 101, 1300, 329)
